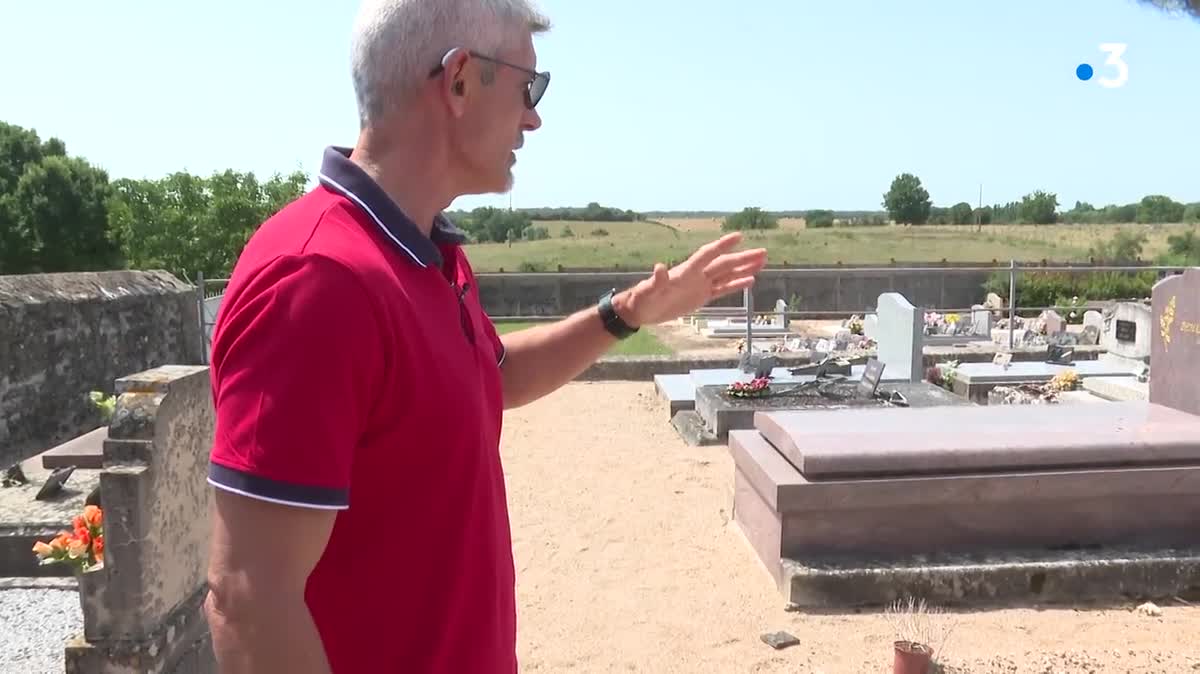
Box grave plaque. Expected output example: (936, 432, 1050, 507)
(856, 359, 885, 398)
(1151, 269, 1200, 416)
(1115, 319, 1137, 343)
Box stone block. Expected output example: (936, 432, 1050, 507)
(70, 364, 214, 672)
(729, 401, 1200, 600)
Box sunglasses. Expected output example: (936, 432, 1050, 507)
(430, 49, 551, 109)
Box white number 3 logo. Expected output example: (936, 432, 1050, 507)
(1097, 43, 1129, 88)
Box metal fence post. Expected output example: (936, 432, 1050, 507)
(743, 287, 754, 356)
(1007, 260, 1016, 350)
(196, 271, 207, 365)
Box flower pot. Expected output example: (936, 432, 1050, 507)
(893, 640, 933, 674)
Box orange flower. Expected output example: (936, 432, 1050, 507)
(83, 505, 102, 528)
(67, 537, 88, 559)
(93, 536, 104, 562)
(32, 541, 53, 558)
(74, 529, 91, 547)
(50, 532, 71, 551)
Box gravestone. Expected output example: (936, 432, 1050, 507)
(1080, 324, 1101, 346)
(863, 314, 878, 341)
(775, 299, 789, 329)
(971, 305, 993, 336)
(1083, 310, 1104, 332)
(875, 293, 923, 382)
(1042, 310, 1065, 335)
(1103, 301, 1153, 362)
(1151, 270, 1200, 416)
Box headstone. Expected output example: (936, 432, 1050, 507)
(875, 292, 923, 382)
(833, 329, 851, 351)
(1042, 310, 1065, 335)
(856, 359, 886, 398)
(971, 305, 993, 336)
(1080, 324, 1101, 346)
(775, 299, 789, 329)
(993, 352, 1013, 369)
(1104, 301, 1153, 361)
(1083, 310, 1104, 332)
(863, 315, 879, 341)
(984, 293, 1004, 312)
(1151, 270, 1200, 415)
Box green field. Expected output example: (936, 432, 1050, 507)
(463, 219, 1198, 272)
(492, 320, 673, 356)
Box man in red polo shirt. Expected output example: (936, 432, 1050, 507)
(202, 1, 766, 672)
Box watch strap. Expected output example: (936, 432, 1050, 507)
(598, 289, 639, 339)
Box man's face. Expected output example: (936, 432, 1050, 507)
(450, 33, 544, 195)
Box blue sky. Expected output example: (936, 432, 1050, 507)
(3, 1, 1197, 213)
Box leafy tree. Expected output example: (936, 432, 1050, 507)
(1019, 190, 1059, 224)
(882, 173, 931, 225)
(107, 169, 307, 280)
(0, 122, 116, 274)
(1134, 0, 1200, 19)
(1135, 194, 1186, 223)
(948, 202, 973, 225)
(1184, 204, 1200, 223)
(721, 207, 778, 231)
(805, 209, 835, 228)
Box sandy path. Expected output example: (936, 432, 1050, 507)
(502, 381, 1200, 673)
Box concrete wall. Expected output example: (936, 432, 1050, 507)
(0, 271, 203, 467)
(475, 264, 1000, 317)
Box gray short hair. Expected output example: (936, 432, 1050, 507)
(351, 0, 551, 126)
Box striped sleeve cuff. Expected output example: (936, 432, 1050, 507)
(207, 462, 349, 510)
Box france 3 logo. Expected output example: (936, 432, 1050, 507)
(1076, 43, 1129, 88)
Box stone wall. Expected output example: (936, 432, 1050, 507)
(67, 365, 215, 673)
(0, 271, 202, 467)
(474, 264, 1001, 317)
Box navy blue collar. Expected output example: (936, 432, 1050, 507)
(317, 146, 467, 268)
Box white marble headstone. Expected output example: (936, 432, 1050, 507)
(875, 292, 923, 382)
(971, 304, 993, 337)
(863, 314, 879, 341)
(1103, 301, 1152, 361)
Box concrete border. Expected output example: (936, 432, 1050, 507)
(578, 345, 1104, 381)
(782, 546, 1200, 609)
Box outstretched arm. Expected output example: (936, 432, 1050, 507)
(498, 232, 767, 408)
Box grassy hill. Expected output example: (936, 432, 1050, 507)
(463, 219, 1196, 272)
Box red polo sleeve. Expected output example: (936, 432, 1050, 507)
(207, 254, 383, 510)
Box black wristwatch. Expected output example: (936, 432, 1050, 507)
(598, 288, 639, 339)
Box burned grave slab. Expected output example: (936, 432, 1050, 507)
(692, 359, 971, 443)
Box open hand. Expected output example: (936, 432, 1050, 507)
(614, 232, 768, 327)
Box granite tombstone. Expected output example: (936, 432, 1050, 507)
(1151, 270, 1200, 416)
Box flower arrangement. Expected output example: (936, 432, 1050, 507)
(727, 378, 770, 398)
(846, 315, 864, 335)
(33, 505, 104, 572)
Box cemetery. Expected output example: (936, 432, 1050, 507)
(2, 267, 1199, 672)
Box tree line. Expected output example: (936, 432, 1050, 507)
(0, 121, 307, 281)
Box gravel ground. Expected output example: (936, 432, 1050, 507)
(505, 381, 1200, 673)
(0, 587, 82, 674)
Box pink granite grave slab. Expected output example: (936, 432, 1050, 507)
(729, 428, 1200, 567)
(754, 401, 1200, 479)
